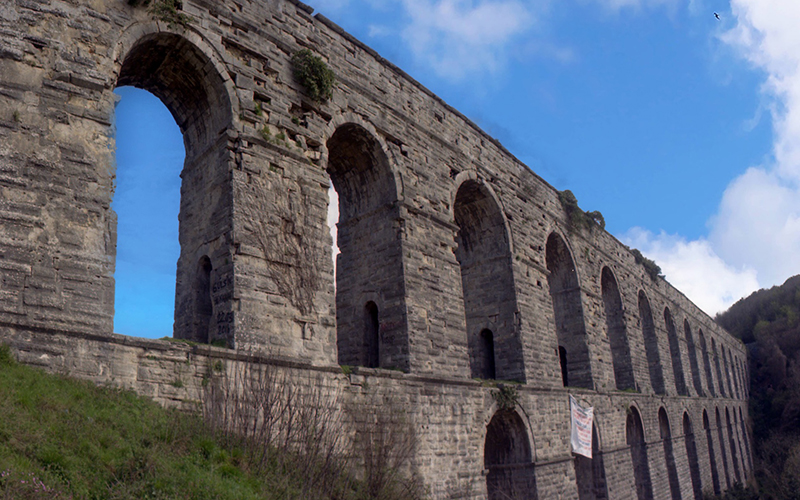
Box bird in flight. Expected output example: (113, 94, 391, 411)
(715, 12, 721, 19)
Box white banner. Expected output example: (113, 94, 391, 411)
(570, 395, 594, 458)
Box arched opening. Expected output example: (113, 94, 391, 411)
(115, 32, 233, 345)
(699, 331, 715, 397)
(716, 408, 731, 488)
(658, 409, 681, 500)
(546, 233, 592, 389)
(559, 346, 569, 387)
(733, 357, 745, 399)
(479, 329, 497, 380)
(192, 256, 213, 344)
(327, 123, 408, 371)
(726, 408, 741, 483)
(732, 408, 747, 475)
(484, 410, 537, 500)
(665, 308, 688, 396)
(712, 339, 726, 398)
(639, 291, 664, 394)
(741, 358, 749, 398)
(685, 320, 704, 396)
(364, 301, 380, 368)
(741, 359, 747, 398)
(626, 407, 653, 500)
(724, 348, 735, 398)
(454, 180, 522, 381)
(575, 424, 608, 500)
(703, 410, 722, 495)
(683, 412, 703, 500)
(113, 87, 182, 339)
(601, 267, 634, 391)
(738, 408, 752, 471)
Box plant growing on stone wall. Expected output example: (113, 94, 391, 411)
(630, 248, 663, 282)
(128, 0, 191, 29)
(238, 173, 321, 315)
(558, 189, 605, 233)
(492, 383, 519, 411)
(291, 49, 335, 103)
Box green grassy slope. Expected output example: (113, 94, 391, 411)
(0, 346, 341, 500)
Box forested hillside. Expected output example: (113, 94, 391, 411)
(716, 275, 800, 499)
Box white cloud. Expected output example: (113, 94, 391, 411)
(400, 0, 536, 79)
(586, 0, 680, 12)
(706, 1, 800, 287)
(723, 0, 800, 182)
(621, 228, 759, 315)
(709, 167, 800, 287)
(618, 0, 800, 314)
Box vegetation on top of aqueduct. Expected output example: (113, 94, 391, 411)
(0, 345, 423, 500)
(558, 189, 605, 233)
(557, 189, 662, 282)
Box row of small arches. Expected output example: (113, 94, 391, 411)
(486, 404, 751, 500)
(549, 232, 747, 398)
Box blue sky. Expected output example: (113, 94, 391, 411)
(113, 0, 800, 338)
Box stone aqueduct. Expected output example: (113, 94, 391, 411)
(0, 0, 751, 498)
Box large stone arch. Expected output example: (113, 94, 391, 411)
(725, 408, 741, 483)
(658, 408, 681, 500)
(453, 178, 523, 381)
(113, 25, 237, 345)
(716, 407, 732, 488)
(699, 330, 715, 397)
(685, 320, 704, 396)
(546, 231, 592, 389)
(738, 407, 753, 471)
(575, 422, 608, 500)
(724, 347, 735, 398)
(626, 406, 653, 500)
(703, 409, 722, 495)
(321, 112, 405, 204)
(639, 290, 664, 394)
(712, 338, 726, 398)
(326, 122, 409, 371)
(664, 307, 688, 396)
(601, 266, 634, 391)
(484, 409, 537, 500)
(683, 412, 703, 500)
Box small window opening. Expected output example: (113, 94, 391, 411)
(365, 301, 380, 368)
(481, 329, 497, 380)
(559, 346, 569, 387)
(194, 256, 213, 344)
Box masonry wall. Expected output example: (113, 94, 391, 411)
(0, 0, 752, 498)
(2, 328, 751, 499)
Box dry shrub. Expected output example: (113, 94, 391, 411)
(202, 356, 426, 499)
(350, 400, 425, 500)
(202, 357, 347, 497)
